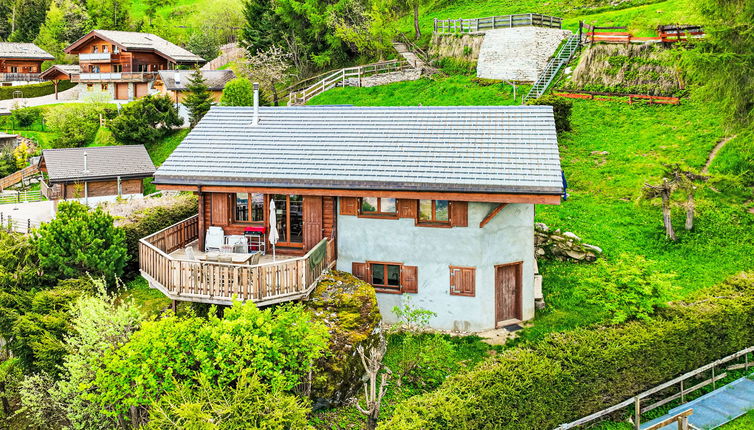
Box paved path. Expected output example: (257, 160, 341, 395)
(641, 375, 754, 430)
(0, 86, 81, 112)
(703, 135, 737, 174)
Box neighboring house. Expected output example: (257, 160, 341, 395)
(39, 64, 80, 99)
(38, 145, 156, 210)
(156, 69, 235, 103)
(63, 30, 205, 101)
(141, 102, 564, 332)
(0, 43, 54, 86)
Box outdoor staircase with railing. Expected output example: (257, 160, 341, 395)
(524, 33, 581, 102)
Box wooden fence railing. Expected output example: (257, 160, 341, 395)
(434, 13, 562, 33)
(0, 190, 44, 205)
(645, 409, 693, 430)
(555, 345, 754, 429)
(0, 164, 39, 191)
(40, 181, 63, 200)
(287, 59, 410, 105)
(0, 212, 40, 234)
(139, 215, 336, 306)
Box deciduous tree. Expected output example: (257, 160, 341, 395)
(240, 45, 292, 106)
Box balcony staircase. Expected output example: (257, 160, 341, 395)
(524, 33, 581, 102)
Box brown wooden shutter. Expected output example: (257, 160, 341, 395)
(322, 197, 336, 239)
(303, 196, 323, 250)
(339, 197, 358, 216)
(211, 193, 230, 226)
(401, 265, 418, 294)
(450, 201, 468, 227)
(450, 266, 475, 296)
(397, 199, 418, 219)
(352, 262, 369, 282)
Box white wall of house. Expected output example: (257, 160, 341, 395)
(336, 200, 535, 332)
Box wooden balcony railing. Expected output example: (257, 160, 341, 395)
(0, 73, 43, 82)
(71, 72, 158, 82)
(139, 215, 336, 306)
(40, 180, 63, 200)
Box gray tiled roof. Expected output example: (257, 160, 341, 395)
(154, 106, 564, 195)
(42, 145, 156, 183)
(158, 70, 235, 91)
(0, 43, 54, 60)
(84, 30, 203, 63)
(39, 64, 80, 79)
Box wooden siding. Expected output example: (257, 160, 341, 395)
(0, 59, 44, 74)
(62, 178, 142, 199)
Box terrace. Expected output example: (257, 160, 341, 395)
(138, 215, 337, 306)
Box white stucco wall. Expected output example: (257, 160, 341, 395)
(336, 200, 535, 332)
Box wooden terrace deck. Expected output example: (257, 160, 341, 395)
(139, 215, 336, 306)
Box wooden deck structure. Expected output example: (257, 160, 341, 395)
(139, 215, 337, 306)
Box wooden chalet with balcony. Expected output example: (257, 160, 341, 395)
(143, 101, 564, 331)
(63, 30, 204, 100)
(0, 43, 54, 86)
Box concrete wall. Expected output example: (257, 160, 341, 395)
(477, 27, 572, 82)
(336, 200, 535, 332)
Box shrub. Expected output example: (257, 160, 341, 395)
(109, 95, 183, 145)
(146, 374, 313, 430)
(116, 194, 198, 277)
(44, 103, 109, 148)
(11, 107, 41, 128)
(91, 301, 329, 418)
(220, 77, 255, 106)
(32, 201, 128, 281)
(580, 254, 676, 324)
(527, 95, 573, 133)
(0, 81, 76, 101)
(381, 272, 754, 429)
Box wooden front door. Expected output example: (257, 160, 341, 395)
(115, 83, 128, 100)
(495, 262, 522, 326)
(302, 196, 323, 251)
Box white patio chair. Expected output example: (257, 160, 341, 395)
(184, 245, 198, 261)
(205, 226, 224, 252)
(249, 252, 261, 265)
(226, 235, 248, 253)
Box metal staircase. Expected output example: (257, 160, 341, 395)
(524, 33, 581, 102)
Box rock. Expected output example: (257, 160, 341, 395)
(566, 250, 587, 260)
(563, 231, 581, 241)
(584, 244, 603, 254)
(535, 222, 549, 232)
(306, 270, 381, 409)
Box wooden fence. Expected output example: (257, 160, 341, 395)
(553, 90, 680, 105)
(0, 190, 44, 204)
(0, 212, 40, 234)
(434, 13, 562, 33)
(581, 22, 704, 44)
(139, 215, 336, 306)
(0, 164, 39, 191)
(287, 59, 410, 105)
(40, 181, 62, 200)
(555, 345, 754, 429)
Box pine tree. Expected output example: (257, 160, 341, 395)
(183, 69, 213, 127)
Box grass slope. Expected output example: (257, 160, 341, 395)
(307, 76, 754, 337)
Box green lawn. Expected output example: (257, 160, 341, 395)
(309, 75, 523, 106)
(719, 411, 754, 429)
(143, 129, 191, 195)
(120, 277, 171, 318)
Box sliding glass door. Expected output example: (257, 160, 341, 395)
(272, 194, 303, 247)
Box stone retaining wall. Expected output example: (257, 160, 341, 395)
(476, 27, 572, 82)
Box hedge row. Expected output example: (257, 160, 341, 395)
(119, 195, 198, 277)
(0, 80, 77, 101)
(381, 273, 754, 429)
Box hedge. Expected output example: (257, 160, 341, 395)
(380, 273, 754, 429)
(118, 195, 198, 277)
(0, 80, 77, 101)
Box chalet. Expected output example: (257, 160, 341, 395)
(39, 145, 156, 209)
(141, 100, 563, 332)
(0, 43, 54, 86)
(156, 70, 235, 103)
(63, 30, 205, 101)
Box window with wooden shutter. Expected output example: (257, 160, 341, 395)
(401, 265, 418, 294)
(352, 262, 369, 282)
(450, 201, 468, 227)
(339, 197, 358, 216)
(450, 266, 476, 297)
(397, 199, 418, 218)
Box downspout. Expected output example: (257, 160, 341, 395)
(252, 82, 259, 126)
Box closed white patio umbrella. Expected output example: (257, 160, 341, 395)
(269, 199, 279, 262)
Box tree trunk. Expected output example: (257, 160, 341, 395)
(0, 380, 9, 416)
(685, 191, 695, 230)
(366, 416, 377, 430)
(270, 80, 279, 106)
(661, 192, 676, 240)
(413, 3, 421, 40)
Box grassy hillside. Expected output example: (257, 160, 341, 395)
(308, 77, 754, 337)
